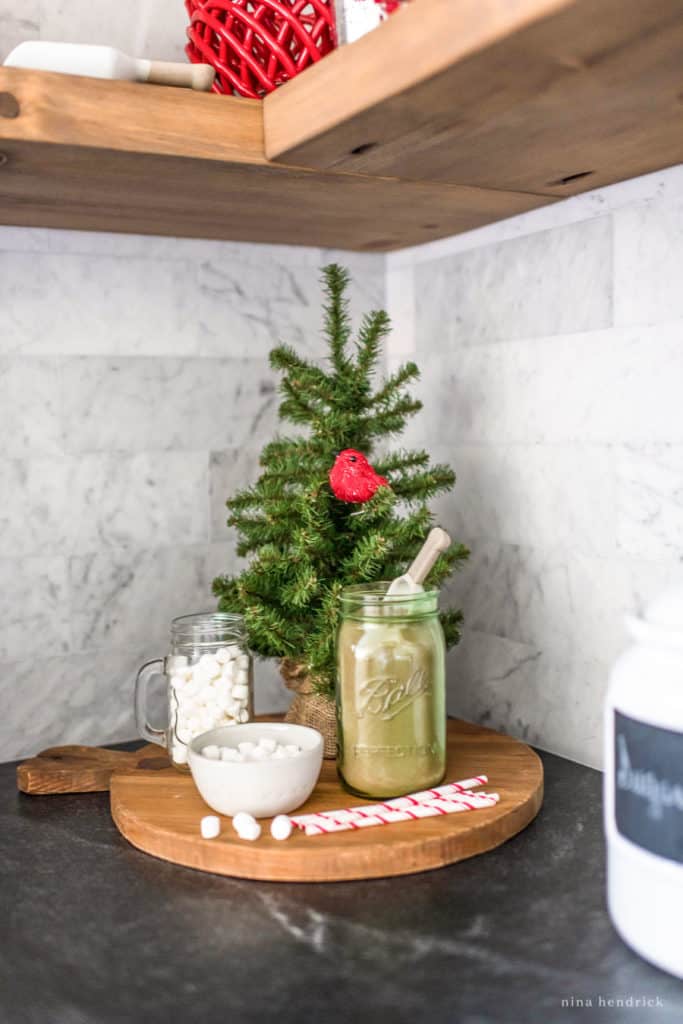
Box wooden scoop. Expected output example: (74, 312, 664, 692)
(387, 527, 451, 596)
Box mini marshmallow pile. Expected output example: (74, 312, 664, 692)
(170, 646, 250, 764)
(201, 736, 303, 762)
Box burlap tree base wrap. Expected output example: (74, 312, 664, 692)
(281, 658, 337, 759)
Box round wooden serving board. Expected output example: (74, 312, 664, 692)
(110, 719, 543, 882)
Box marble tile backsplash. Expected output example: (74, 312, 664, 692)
(2, 0, 682, 770)
(4, 169, 683, 767)
(415, 216, 613, 349)
(0, 1, 189, 65)
(388, 167, 683, 768)
(0, 227, 385, 760)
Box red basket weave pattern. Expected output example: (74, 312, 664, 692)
(185, 0, 336, 99)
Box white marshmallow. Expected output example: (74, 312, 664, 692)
(236, 654, 250, 669)
(238, 741, 256, 757)
(231, 684, 249, 702)
(237, 709, 249, 723)
(250, 746, 268, 761)
(259, 737, 277, 753)
(234, 669, 249, 686)
(220, 746, 239, 761)
(232, 812, 256, 833)
(270, 815, 293, 841)
(199, 653, 220, 672)
(201, 744, 220, 760)
(174, 723, 191, 744)
(217, 644, 239, 661)
(272, 747, 287, 759)
(195, 674, 216, 693)
(171, 743, 188, 765)
(237, 821, 261, 841)
(200, 815, 221, 839)
(285, 745, 301, 757)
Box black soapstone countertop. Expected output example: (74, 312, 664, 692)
(1, 742, 681, 1024)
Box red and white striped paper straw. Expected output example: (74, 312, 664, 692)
(292, 792, 500, 837)
(292, 774, 489, 827)
(291, 774, 499, 836)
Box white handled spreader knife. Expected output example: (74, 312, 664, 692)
(4, 41, 215, 91)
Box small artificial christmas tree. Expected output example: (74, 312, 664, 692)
(213, 264, 468, 710)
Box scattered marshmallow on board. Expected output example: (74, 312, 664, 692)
(270, 815, 293, 841)
(238, 821, 262, 842)
(232, 812, 261, 841)
(229, 810, 294, 841)
(200, 815, 221, 839)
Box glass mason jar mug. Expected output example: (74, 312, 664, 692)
(336, 583, 446, 798)
(135, 612, 253, 771)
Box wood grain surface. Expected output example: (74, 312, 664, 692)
(16, 744, 168, 795)
(3, 1, 683, 249)
(110, 719, 543, 882)
(266, 0, 683, 200)
(0, 66, 550, 251)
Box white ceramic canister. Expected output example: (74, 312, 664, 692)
(604, 586, 683, 978)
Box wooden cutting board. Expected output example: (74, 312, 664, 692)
(18, 719, 543, 882)
(16, 743, 169, 794)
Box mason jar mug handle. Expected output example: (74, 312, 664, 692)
(135, 659, 167, 747)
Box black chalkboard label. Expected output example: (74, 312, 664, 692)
(615, 710, 683, 863)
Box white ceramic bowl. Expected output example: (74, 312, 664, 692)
(187, 722, 323, 818)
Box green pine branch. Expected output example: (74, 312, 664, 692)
(213, 263, 468, 695)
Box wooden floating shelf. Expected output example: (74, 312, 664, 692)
(266, 0, 683, 198)
(0, 67, 547, 251)
(1, 0, 683, 251)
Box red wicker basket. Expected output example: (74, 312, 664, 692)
(185, 0, 336, 99)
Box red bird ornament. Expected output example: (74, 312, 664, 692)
(329, 449, 389, 503)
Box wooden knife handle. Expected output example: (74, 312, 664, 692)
(17, 744, 167, 795)
(146, 61, 215, 91)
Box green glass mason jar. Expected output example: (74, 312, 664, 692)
(336, 583, 446, 798)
